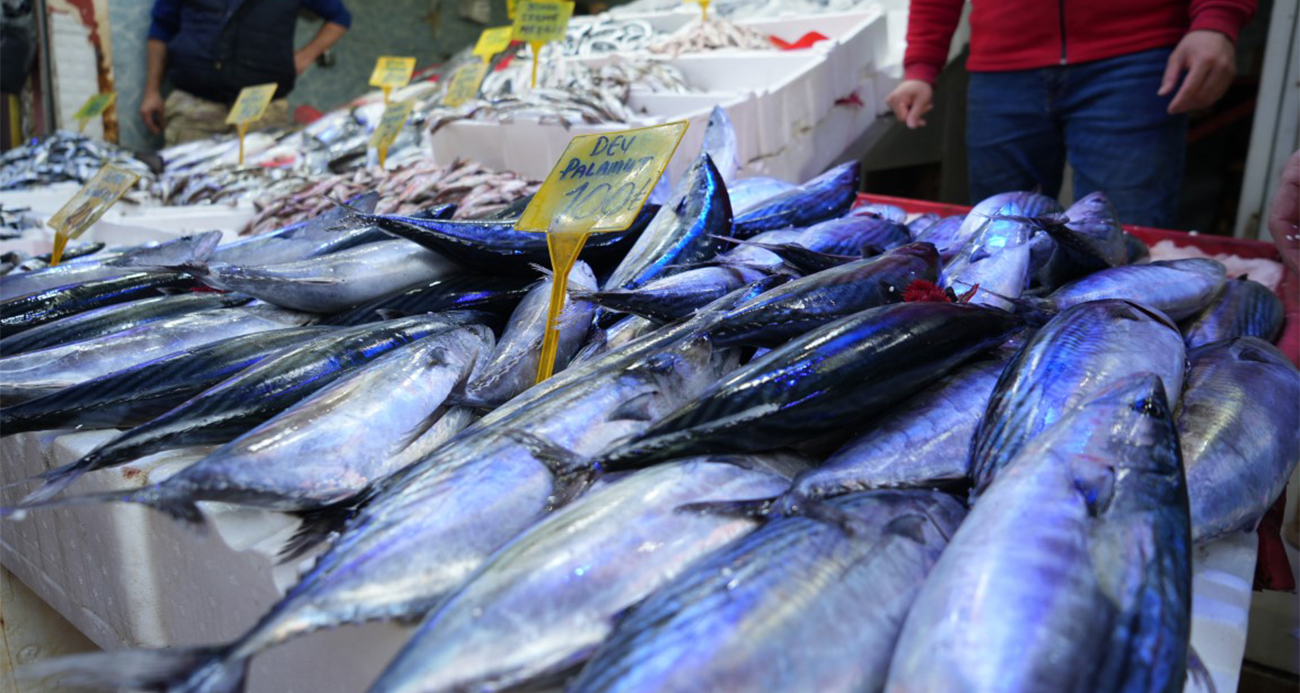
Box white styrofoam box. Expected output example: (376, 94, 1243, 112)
(625, 91, 758, 183)
(1185, 532, 1258, 693)
(0, 431, 417, 693)
(739, 9, 889, 99)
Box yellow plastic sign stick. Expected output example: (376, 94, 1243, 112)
(536, 219, 595, 382)
(444, 62, 490, 108)
(518, 121, 689, 382)
(370, 57, 417, 105)
(370, 100, 415, 168)
(226, 83, 277, 165)
(684, 0, 709, 20)
(512, 0, 574, 89)
(517, 121, 689, 233)
(507, 0, 517, 19)
(474, 26, 515, 61)
(74, 92, 116, 134)
(47, 164, 141, 265)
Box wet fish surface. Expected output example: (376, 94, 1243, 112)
(1181, 275, 1285, 348)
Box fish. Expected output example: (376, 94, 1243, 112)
(1038, 258, 1228, 321)
(0, 272, 197, 335)
(187, 240, 461, 314)
(1181, 275, 1285, 348)
(10, 315, 466, 509)
(727, 176, 797, 214)
(886, 373, 1191, 693)
(0, 292, 254, 357)
(956, 191, 1063, 242)
(601, 153, 733, 291)
(788, 215, 912, 256)
(940, 214, 1035, 310)
(852, 202, 909, 224)
(48, 325, 495, 520)
(461, 263, 597, 408)
(912, 215, 966, 263)
(570, 489, 966, 693)
(570, 315, 659, 366)
(906, 212, 941, 237)
(320, 275, 534, 327)
(211, 192, 387, 267)
(707, 242, 940, 347)
(1045, 191, 1128, 270)
(701, 106, 740, 185)
(1178, 337, 1300, 543)
(600, 300, 1022, 469)
(345, 203, 659, 277)
(969, 300, 1187, 494)
(732, 161, 860, 238)
(576, 265, 767, 324)
(0, 303, 314, 403)
(368, 455, 796, 693)
(0, 326, 331, 436)
(0, 233, 219, 302)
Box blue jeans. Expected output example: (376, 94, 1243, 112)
(966, 49, 1187, 228)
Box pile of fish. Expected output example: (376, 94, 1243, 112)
(242, 158, 540, 235)
(0, 131, 154, 192)
(2, 109, 1296, 693)
(648, 18, 776, 56)
(560, 17, 664, 57)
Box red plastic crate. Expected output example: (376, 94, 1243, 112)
(856, 193, 1300, 367)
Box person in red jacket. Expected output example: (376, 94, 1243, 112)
(885, 0, 1256, 228)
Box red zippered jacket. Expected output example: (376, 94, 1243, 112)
(903, 0, 1256, 84)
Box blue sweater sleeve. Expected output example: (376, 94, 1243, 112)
(302, 0, 352, 28)
(148, 0, 182, 42)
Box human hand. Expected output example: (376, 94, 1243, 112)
(885, 80, 934, 129)
(294, 51, 314, 75)
(1268, 150, 1300, 273)
(140, 91, 165, 134)
(1159, 30, 1236, 114)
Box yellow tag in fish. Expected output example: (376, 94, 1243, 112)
(225, 83, 278, 125)
(512, 0, 573, 87)
(47, 164, 141, 265)
(507, 0, 518, 19)
(517, 121, 688, 234)
(73, 92, 117, 133)
(369, 56, 417, 89)
(685, 0, 710, 20)
(518, 121, 688, 383)
(444, 62, 490, 108)
(474, 26, 515, 61)
(369, 100, 415, 169)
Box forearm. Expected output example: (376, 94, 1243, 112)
(903, 0, 965, 84)
(1188, 0, 1256, 43)
(145, 39, 167, 97)
(296, 21, 347, 62)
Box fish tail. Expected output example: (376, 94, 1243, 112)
(17, 645, 247, 693)
(5, 483, 204, 526)
(277, 499, 361, 563)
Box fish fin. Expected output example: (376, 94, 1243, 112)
(1186, 647, 1217, 693)
(883, 514, 930, 543)
(610, 392, 656, 422)
(16, 646, 243, 693)
(279, 500, 359, 563)
(798, 498, 869, 535)
(501, 429, 597, 510)
(708, 233, 749, 245)
(676, 496, 777, 520)
(528, 262, 555, 279)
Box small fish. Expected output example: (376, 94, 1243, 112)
(732, 162, 860, 237)
(1179, 337, 1300, 543)
(0, 326, 330, 435)
(601, 301, 1022, 468)
(189, 240, 460, 314)
(462, 263, 597, 407)
(1039, 258, 1227, 321)
(571, 489, 966, 693)
(368, 456, 795, 693)
(1181, 275, 1285, 348)
(708, 242, 940, 347)
(969, 300, 1186, 494)
(0, 272, 197, 336)
(0, 292, 253, 357)
(602, 153, 733, 291)
(887, 373, 1191, 693)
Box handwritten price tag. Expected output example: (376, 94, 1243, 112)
(511, 0, 573, 44)
(517, 121, 688, 383)
(225, 83, 278, 125)
(444, 62, 489, 108)
(73, 92, 117, 132)
(369, 56, 417, 89)
(369, 100, 415, 168)
(47, 165, 141, 265)
(474, 26, 515, 61)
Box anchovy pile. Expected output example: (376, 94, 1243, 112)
(561, 18, 662, 56)
(0, 131, 154, 191)
(649, 18, 776, 56)
(4, 110, 1295, 693)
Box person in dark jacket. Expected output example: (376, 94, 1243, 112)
(141, 0, 351, 145)
(884, 0, 1256, 227)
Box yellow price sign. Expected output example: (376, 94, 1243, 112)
(517, 121, 688, 382)
(444, 62, 489, 108)
(226, 82, 278, 165)
(369, 100, 415, 169)
(370, 56, 416, 104)
(685, 0, 710, 20)
(47, 164, 141, 265)
(474, 26, 515, 61)
(73, 92, 117, 133)
(511, 0, 574, 88)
